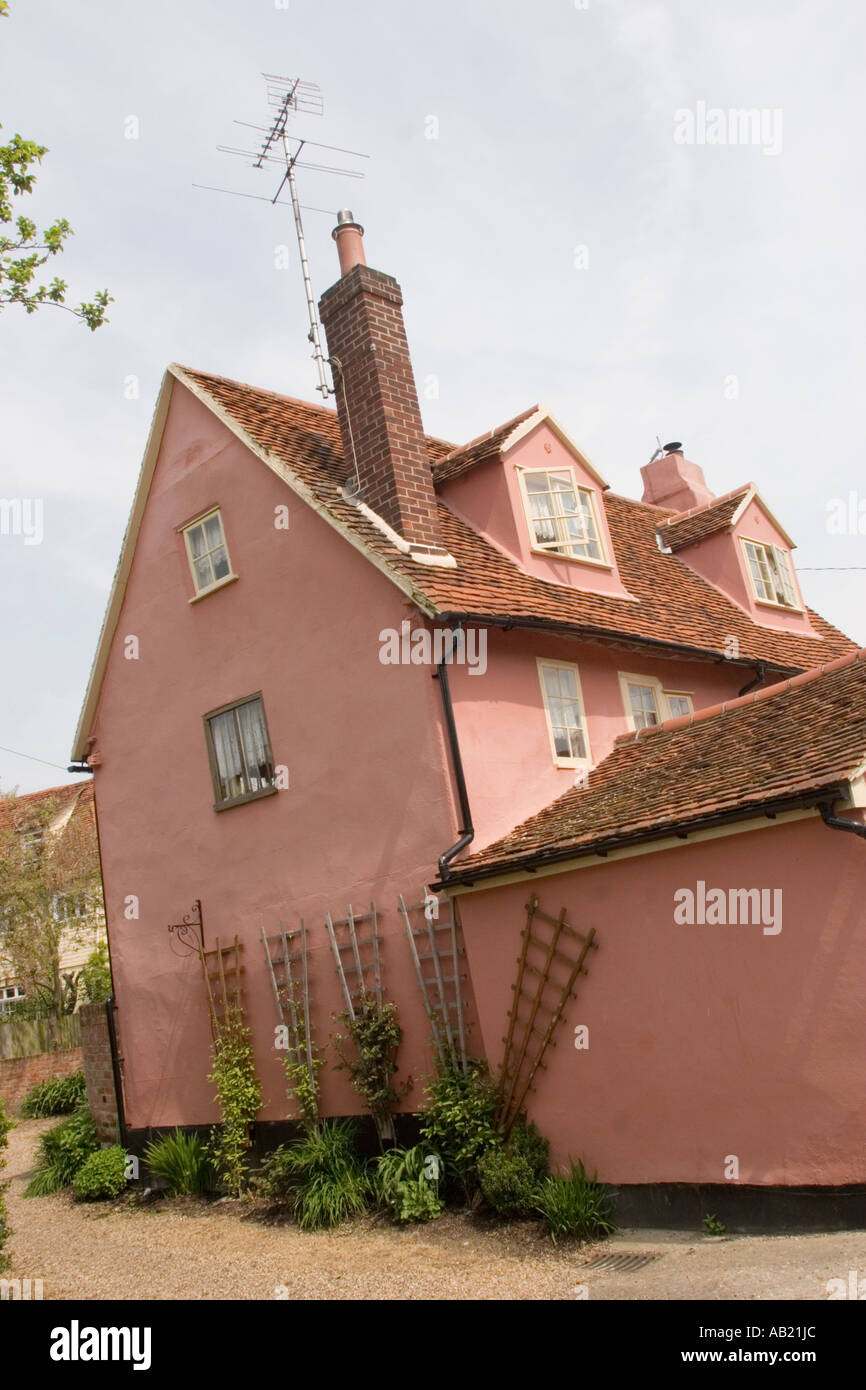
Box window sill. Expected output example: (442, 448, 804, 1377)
(529, 546, 613, 570)
(213, 783, 278, 813)
(754, 596, 803, 615)
(189, 574, 239, 604)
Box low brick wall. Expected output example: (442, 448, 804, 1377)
(0, 1047, 83, 1111)
(80, 1002, 120, 1144)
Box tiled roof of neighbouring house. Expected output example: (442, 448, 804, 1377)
(176, 367, 856, 675)
(443, 649, 866, 881)
(657, 486, 752, 551)
(0, 782, 93, 830)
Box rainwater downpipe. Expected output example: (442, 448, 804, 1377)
(819, 801, 866, 841)
(435, 628, 474, 880)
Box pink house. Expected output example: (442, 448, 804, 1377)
(71, 211, 866, 1223)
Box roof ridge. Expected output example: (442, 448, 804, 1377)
(614, 647, 866, 746)
(659, 483, 753, 527)
(438, 404, 540, 463)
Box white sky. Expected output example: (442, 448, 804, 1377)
(1, 0, 864, 793)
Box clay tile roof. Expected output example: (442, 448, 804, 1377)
(176, 368, 856, 675)
(448, 650, 866, 880)
(0, 782, 93, 831)
(658, 486, 752, 551)
(431, 405, 541, 485)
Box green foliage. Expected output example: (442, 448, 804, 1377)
(535, 1161, 617, 1244)
(375, 1144, 443, 1224)
(143, 1129, 213, 1196)
(703, 1213, 726, 1236)
(508, 1115, 550, 1179)
(72, 1144, 127, 1201)
(25, 1106, 99, 1196)
(0, 1097, 12, 1270)
(333, 996, 407, 1134)
(257, 1119, 371, 1231)
(20, 1069, 86, 1117)
(418, 1057, 501, 1201)
(478, 1149, 538, 1218)
(283, 1014, 322, 1134)
(207, 1004, 262, 1196)
(78, 943, 112, 1005)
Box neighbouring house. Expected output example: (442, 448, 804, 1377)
(70, 210, 866, 1217)
(0, 784, 106, 1014)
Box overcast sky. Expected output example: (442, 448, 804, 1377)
(1, 0, 864, 794)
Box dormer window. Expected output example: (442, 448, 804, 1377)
(519, 468, 605, 562)
(741, 539, 798, 609)
(182, 508, 236, 599)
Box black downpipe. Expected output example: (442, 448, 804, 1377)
(738, 663, 766, 697)
(435, 652, 474, 879)
(819, 801, 866, 841)
(105, 995, 128, 1147)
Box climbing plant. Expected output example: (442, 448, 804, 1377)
(207, 1003, 261, 1196)
(333, 996, 408, 1139)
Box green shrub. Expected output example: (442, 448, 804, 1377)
(333, 997, 406, 1136)
(25, 1106, 99, 1197)
(73, 1145, 127, 1201)
(0, 1098, 12, 1271)
(375, 1144, 443, 1224)
(20, 1070, 87, 1118)
(257, 1119, 371, 1231)
(508, 1116, 550, 1179)
(78, 943, 112, 1005)
(418, 1058, 501, 1201)
(478, 1148, 539, 1217)
(143, 1129, 213, 1196)
(535, 1161, 617, 1244)
(207, 1004, 262, 1196)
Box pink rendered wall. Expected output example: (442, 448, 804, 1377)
(671, 497, 819, 641)
(439, 422, 633, 598)
(447, 628, 753, 848)
(89, 383, 459, 1130)
(454, 815, 866, 1185)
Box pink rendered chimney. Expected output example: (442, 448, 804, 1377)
(319, 210, 446, 555)
(640, 442, 715, 514)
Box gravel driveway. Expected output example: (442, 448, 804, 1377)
(4, 1118, 865, 1300)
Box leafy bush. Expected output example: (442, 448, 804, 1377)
(25, 1106, 99, 1196)
(375, 1145, 443, 1224)
(20, 1070, 86, 1117)
(73, 1145, 127, 1201)
(143, 1129, 213, 1196)
(535, 1161, 617, 1244)
(257, 1119, 371, 1231)
(78, 943, 112, 1004)
(418, 1058, 501, 1201)
(508, 1115, 550, 1179)
(333, 997, 406, 1136)
(208, 1004, 262, 1196)
(0, 1098, 12, 1270)
(478, 1148, 539, 1217)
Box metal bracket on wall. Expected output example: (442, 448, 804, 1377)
(167, 899, 204, 957)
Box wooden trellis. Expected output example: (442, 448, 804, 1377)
(260, 921, 315, 1087)
(498, 894, 598, 1136)
(325, 902, 383, 1017)
(399, 890, 469, 1072)
(199, 934, 244, 1039)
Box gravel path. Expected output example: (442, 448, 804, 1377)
(5, 1118, 865, 1300)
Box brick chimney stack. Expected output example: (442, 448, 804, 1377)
(319, 211, 447, 558)
(640, 442, 715, 514)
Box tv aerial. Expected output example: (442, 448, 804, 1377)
(195, 74, 369, 399)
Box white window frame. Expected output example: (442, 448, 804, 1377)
(740, 537, 801, 610)
(537, 658, 592, 768)
(618, 673, 694, 731)
(517, 467, 609, 566)
(181, 507, 237, 600)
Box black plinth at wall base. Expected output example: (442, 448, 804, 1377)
(610, 1182, 866, 1233)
